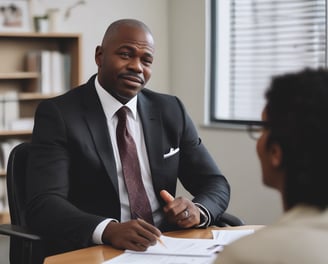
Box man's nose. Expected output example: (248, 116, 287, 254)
(127, 58, 143, 73)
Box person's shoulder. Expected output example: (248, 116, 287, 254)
(140, 88, 182, 106)
(44, 75, 95, 103)
(141, 87, 176, 99)
(37, 82, 90, 115)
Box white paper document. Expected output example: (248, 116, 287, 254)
(103, 253, 217, 264)
(212, 229, 255, 246)
(103, 235, 222, 264)
(127, 235, 222, 256)
(103, 230, 255, 264)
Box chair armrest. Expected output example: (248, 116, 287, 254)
(215, 212, 245, 227)
(0, 224, 41, 241)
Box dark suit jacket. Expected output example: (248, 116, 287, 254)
(26, 75, 230, 256)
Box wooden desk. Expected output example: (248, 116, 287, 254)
(44, 225, 262, 264)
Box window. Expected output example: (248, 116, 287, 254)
(209, 0, 327, 125)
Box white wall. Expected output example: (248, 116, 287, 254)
(32, 0, 170, 93)
(36, 0, 282, 225)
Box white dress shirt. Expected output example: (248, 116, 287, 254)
(92, 76, 163, 244)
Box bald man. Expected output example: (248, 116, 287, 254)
(26, 19, 230, 256)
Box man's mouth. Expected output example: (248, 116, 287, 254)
(120, 74, 144, 85)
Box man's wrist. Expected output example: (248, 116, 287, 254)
(92, 218, 118, 244)
(194, 203, 211, 228)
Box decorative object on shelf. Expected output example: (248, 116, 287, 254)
(0, 0, 31, 32)
(33, 13, 48, 32)
(47, 7, 59, 31)
(31, 0, 86, 32)
(64, 0, 85, 20)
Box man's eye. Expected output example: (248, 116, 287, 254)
(119, 52, 130, 58)
(143, 58, 153, 65)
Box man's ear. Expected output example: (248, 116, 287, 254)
(95, 45, 103, 67)
(270, 143, 283, 168)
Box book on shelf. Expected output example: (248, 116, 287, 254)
(0, 91, 34, 131)
(0, 177, 8, 212)
(63, 53, 71, 92)
(0, 139, 23, 171)
(0, 91, 19, 130)
(10, 118, 34, 131)
(25, 50, 71, 95)
(0, 140, 22, 214)
(0, 93, 4, 130)
(40, 50, 52, 94)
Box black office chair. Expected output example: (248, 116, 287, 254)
(0, 142, 44, 264)
(216, 212, 245, 227)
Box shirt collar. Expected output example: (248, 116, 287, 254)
(95, 75, 138, 120)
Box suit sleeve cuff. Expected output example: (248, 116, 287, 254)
(92, 218, 118, 244)
(194, 203, 211, 228)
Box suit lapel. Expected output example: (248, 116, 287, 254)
(81, 78, 119, 194)
(137, 92, 163, 174)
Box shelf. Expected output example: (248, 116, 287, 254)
(0, 32, 81, 38)
(0, 72, 39, 79)
(0, 211, 10, 224)
(1, 92, 60, 101)
(0, 130, 32, 137)
(0, 32, 82, 224)
(19, 92, 59, 100)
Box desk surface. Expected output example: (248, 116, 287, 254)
(44, 225, 262, 264)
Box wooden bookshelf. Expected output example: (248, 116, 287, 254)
(0, 32, 82, 223)
(0, 211, 10, 224)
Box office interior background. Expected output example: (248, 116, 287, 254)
(0, 0, 284, 261)
(30, 0, 282, 225)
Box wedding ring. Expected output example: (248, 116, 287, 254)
(183, 209, 189, 218)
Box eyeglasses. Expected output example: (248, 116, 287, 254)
(247, 122, 268, 140)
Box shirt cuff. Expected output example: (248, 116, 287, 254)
(194, 203, 211, 228)
(92, 218, 118, 244)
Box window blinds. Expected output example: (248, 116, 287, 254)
(212, 0, 326, 123)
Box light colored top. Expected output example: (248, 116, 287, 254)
(216, 205, 328, 264)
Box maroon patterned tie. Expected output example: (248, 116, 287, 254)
(116, 106, 154, 224)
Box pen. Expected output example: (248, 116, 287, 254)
(156, 236, 167, 248)
(135, 214, 167, 248)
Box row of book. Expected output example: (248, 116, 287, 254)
(0, 177, 8, 213)
(25, 50, 71, 94)
(0, 91, 34, 130)
(0, 140, 24, 172)
(0, 140, 22, 213)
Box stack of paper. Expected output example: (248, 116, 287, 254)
(103, 229, 255, 264)
(212, 229, 255, 246)
(104, 235, 222, 264)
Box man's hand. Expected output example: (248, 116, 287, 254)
(160, 190, 201, 228)
(102, 219, 162, 251)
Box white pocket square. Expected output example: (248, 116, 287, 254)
(163, 147, 180, 159)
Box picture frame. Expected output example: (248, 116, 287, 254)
(0, 0, 31, 32)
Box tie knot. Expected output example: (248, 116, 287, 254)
(116, 106, 129, 121)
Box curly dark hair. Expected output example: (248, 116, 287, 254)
(265, 68, 328, 209)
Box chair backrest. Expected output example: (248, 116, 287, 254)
(5, 142, 45, 264)
(6, 142, 30, 227)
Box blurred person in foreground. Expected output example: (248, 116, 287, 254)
(216, 68, 328, 264)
